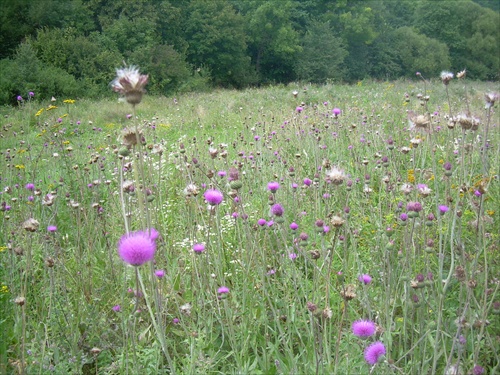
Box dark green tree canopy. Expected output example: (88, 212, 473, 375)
(0, 0, 497, 104)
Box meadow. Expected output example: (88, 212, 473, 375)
(0, 74, 499, 375)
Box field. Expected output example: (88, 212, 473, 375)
(1, 76, 499, 375)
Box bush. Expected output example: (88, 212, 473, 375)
(0, 42, 80, 105)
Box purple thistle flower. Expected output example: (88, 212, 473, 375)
(25, 183, 35, 191)
(271, 203, 284, 217)
(364, 341, 386, 365)
(218, 286, 230, 294)
(289, 253, 297, 260)
(257, 218, 267, 226)
(332, 108, 341, 116)
(289, 222, 298, 230)
(296, 106, 303, 113)
(204, 189, 223, 205)
(17, 95, 23, 101)
(267, 181, 280, 193)
(443, 162, 452, 171)
(47, 225, 57, 233)
(193, 243, 205, 253)
(400, 213, 408, 221)
(359, 274, 372, 285)
(352, 320, 376, 338)
(407, 201, 423, 212)
(438, 205, 449, 215)
(217, 170, 227, 178)
(473, 365, 484, 375)
(155, 269, 165, 279)
(118, 230, 156, 266)
(112, 305, 121, 312)
(29, 91, 35, 97)
(172, 318, 180, 324)
(303, 178, 312, 186)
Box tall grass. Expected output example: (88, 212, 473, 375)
(0, 78, 499, 375)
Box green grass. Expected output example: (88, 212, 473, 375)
(1, 78, 499, 374)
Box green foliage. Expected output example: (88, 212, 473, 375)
(28, 28, 123, 98)
(0, 0, 498, 105)
(373, 27, 451, 78)
(0, 43, 79, 104)
(295, 20, 347, 83)
(414, 0, 499, 79)
(129, 43, 191, 94)
(246, 0, 302, 82)
(184, 0, 255, 87)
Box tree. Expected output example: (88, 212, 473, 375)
(246, 0, 302, 82)
(389, 27, 451, 78)
(183, 0, 254, 87)
(295, 20, 347, 83)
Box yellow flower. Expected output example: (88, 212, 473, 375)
(63, 99, 76, 104)
(0, 246, 7, 252)
(0, 285, 9, 294)
(486, 210, 495, 216)
(46, 105, 58, 110)
(15, 164, 25, 169)
(62, 141, 70, 145)
(438, 159, 444, 165)
(35, 108, 44, 116)
(407, 169, 415, 183)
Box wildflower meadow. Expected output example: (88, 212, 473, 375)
(0, 70, 499, 375)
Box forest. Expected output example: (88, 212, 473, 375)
(0, 0, 499, 105)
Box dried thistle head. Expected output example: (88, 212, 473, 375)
(23, 218, 39, 232)
(111, 65, 148, 105)
(340, 284, 356, 301)
(457, 114, 480, 131)
(325, 166, 346, 185)
(440, 71, 454, 85)
(121, 127, 143, 147)
(485, 92, 499, 108)
(330, 215, 345, 228)
(456, 69, 466, 79)
(408, 112, 430, 129)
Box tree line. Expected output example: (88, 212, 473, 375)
(0, 0, 498, 104)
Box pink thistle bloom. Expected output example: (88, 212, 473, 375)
(352, 320, 376, 338)
(364, 341, 386, 365)
(118, 230, 156, 266)
(193, 243, 205, 253)
(47, 225, 57, 233)
(289, 222, 298, 230)
(267, 181, 280, 193)
(332, 108, 341, 116)
(112, 305, 121, 312)
(303, 178, 312, 186)
(204, 189, 223, 205)
(147, 228, 160, 241)
(257, 219, 267, 226)
(271, 203, 284, 217)
(359, 274, 372, 285)
(218, 286, 230, 294)
(438, 205, 449, 215)
(296, 106, 303, 113)
(155, 269, 165, 278)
